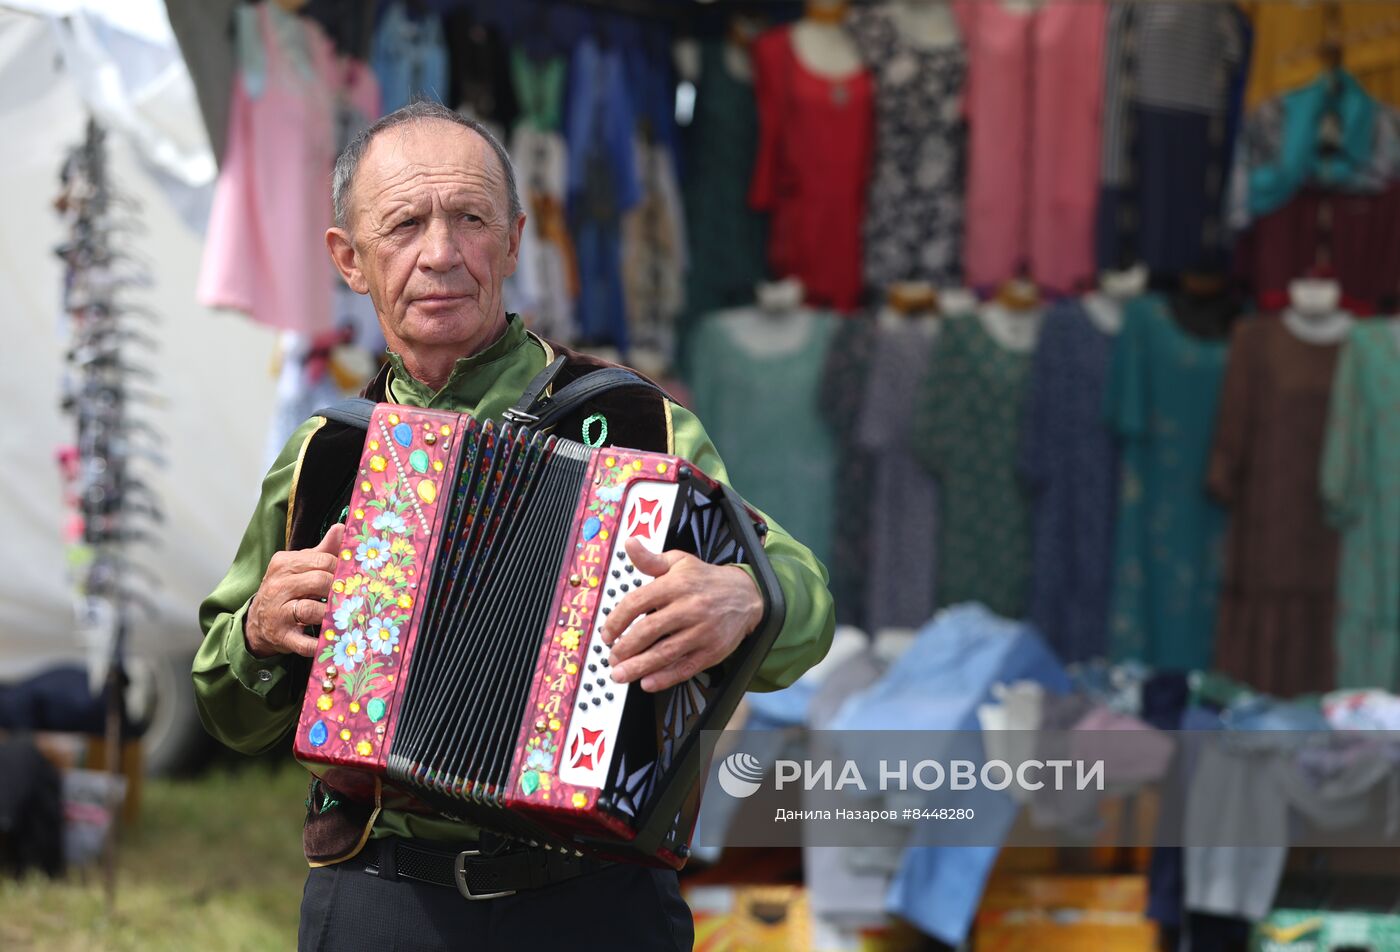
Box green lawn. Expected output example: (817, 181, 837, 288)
(0, 763, 311, 952)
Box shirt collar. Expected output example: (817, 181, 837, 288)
(385, 314, 532, 410)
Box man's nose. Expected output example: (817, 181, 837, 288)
(417, 217, 459, 272)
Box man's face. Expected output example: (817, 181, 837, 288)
(328, 120, 524, 360)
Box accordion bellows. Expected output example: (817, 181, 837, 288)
(293, 404, 782, 866)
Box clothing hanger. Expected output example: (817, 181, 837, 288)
(756, 277, 805, 315)
(728, 14, 765, 48)
(995, 263, 1041, 313)
(1179, 270, 1228, 301)
(1099, 263, 1148, 301)
(803, 0, 850, 25)
(885, 281, 940, 317)
(1172, 270, 1239, 340)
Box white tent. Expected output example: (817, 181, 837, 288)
(0, 3, 278, 770)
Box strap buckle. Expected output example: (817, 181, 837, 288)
(502, 355, 567, 427)
(453, 850, 516, 901)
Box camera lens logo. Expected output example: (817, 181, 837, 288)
(717, 752, 765, 799)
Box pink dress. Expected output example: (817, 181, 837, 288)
(749, 26, 874, 312)
(198, 4, 380, 335)
(960, 1, 1106, 294)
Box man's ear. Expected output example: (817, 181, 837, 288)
(327, 227, 369, 294)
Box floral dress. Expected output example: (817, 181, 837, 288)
(845, 5, 967, 291)
(912, 313, 1037, 618)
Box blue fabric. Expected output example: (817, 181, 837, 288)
(1137, 108, 1221, 273)
(1142, 673, 1191, 927)
(624, 34, 677, 155)
(1020, 302, 1119, 663)
(746, 678, 819, 728)
(1219, 697, 1329, 733)
(371, 3, 448, 113)
(690, 646, 820, 859)
(1250, 70, 1379, 218)
(566, 37, 639, 350)
(827, 604, 1071, 947)
(1148, 705, 1224, 927)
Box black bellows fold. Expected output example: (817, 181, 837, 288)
(385, 418, 589, 831)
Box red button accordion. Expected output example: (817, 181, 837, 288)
(293, 404, 783, 867)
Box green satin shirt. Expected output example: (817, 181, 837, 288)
(193, 316, 835, 844)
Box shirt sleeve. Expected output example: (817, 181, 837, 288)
(668, 401, 836, 694)
(192, 418, 320, 755)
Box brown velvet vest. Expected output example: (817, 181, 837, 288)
(286, 336, 673, 864)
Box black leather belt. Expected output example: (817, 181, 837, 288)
(363, 837, 613, 900)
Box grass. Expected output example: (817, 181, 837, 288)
(0, 762, 311, 951)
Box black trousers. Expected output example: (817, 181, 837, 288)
(297, 850, 695, 952)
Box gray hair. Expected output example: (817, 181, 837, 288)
(331, 99, 523, 229)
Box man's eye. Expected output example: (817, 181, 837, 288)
(395, 218, 417, 230)
(462, 213, 481, 224)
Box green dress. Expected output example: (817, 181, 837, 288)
(1106, 296, 1229, 672)
(677, 39, 769, 378)
(687, 308, 839, 569)
(912, 312, 1036, 617)
(1321, 320, 1400, 690)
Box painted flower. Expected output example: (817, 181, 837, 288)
(342, 574, 366, 596)
(333, 629, 369, 671)
(389, 537, 410, 556)
(527, 747, 553, 771)
(596, 485, 624, 504)
(367, 578, 386, 595)
(355, 536, 390, 571)
(558, 628, 581, 652)
(332, 596, 364, 632)
(367, 617, 400, 656)
(379, 562, 405, 586)
(372, 511, 407, 536)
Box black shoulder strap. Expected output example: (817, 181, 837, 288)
(314, 397, 376, 430)
(312, 364, 665, 435)
(504, 358, 666, 431)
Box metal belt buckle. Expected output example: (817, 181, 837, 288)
(453, 850, 516, 901)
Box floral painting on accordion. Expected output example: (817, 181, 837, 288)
(299, 409, 458, 764)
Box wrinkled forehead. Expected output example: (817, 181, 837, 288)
(353, 119, 507, 218)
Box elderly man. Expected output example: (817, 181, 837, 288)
(193, 100, 834, 951)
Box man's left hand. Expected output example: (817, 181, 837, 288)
(600, 537, 764, 692)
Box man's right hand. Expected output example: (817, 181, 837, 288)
(245, 523, 345, 659)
